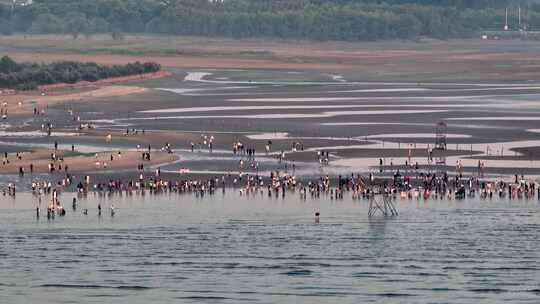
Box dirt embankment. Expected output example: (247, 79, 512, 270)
(0, 70, 171, 116)
(37, 70, 171, 91)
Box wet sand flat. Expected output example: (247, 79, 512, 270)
(3, 68, 539, 179)
(0, 149, 178, 174)
(3, 39, 540, 182)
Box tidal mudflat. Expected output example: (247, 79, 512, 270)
(13, 69, 535, 180)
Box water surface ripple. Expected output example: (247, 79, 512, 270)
(1, 193, 539, 303)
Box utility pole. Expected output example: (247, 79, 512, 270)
(519, 6, 522, 30)
(504, 7, 509, 31)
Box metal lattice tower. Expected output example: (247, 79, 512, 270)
(368, 186, 398, 217)
(435, 121, 447, 166)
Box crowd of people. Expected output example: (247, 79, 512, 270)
(18, 163, 540, 221)
(0, 101, 539, 218)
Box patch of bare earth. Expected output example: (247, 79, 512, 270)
(0, 150, 178, 174)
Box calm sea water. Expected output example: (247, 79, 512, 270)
(1, 191, 540, 303)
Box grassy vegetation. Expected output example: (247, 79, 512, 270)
(0, 55, 161, 90)
(0, 34, 281, 58)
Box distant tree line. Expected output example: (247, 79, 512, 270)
(0, 56, 161, 90)
(0, 0, 538, 40)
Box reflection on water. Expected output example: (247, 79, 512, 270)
(366, 217, 390, 241)
(1, 192, 540, 303)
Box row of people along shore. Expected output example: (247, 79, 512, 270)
(19, 169, 540, 218)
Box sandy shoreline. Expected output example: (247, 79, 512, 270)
(0, 149, 178, 174)
(0, 86, 148, 116)
(0, 70, 172, 116)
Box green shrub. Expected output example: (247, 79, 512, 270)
(0, 56, 161, 90)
